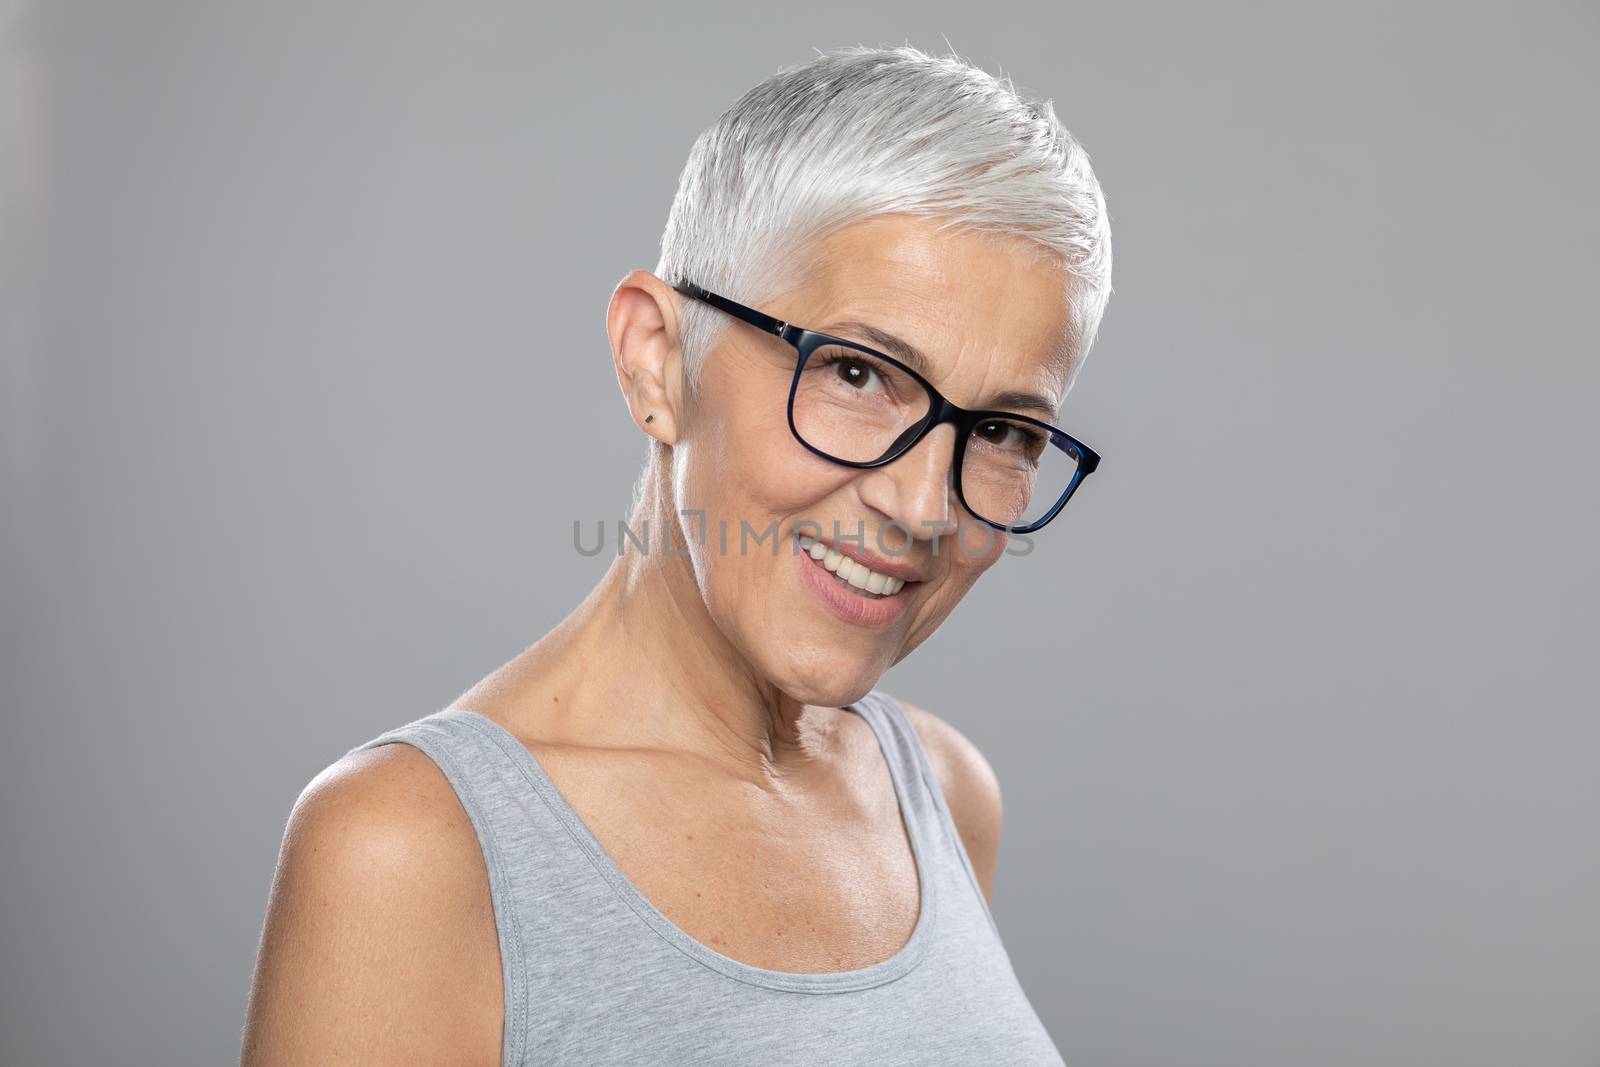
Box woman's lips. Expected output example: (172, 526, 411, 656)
(796, 534, 912, 595)
(792, 534, 916, 628)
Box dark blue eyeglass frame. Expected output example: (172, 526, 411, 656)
(670, 279, 1102, 534)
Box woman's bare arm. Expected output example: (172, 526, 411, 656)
(241, 745, 504, 1066)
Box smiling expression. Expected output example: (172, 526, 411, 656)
(665, 213, 1077, 706)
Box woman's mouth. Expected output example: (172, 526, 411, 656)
(796, 534, 908, 599)
(792, 532, 916, 629)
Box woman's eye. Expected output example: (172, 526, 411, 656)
(977, 421, 1044, 455)
(831, 358, 885, 393)
(976, 421, 1017, 447)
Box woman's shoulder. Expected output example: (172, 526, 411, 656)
(288, 741, 489, 895)
(881, 693, 1005, 902)
(276, 739, 504, 953)
(243, 743, 503, 1063)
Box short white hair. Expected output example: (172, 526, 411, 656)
(654, 44, 1114, 396)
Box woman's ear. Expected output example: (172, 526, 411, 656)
(606, 270, 684, 444)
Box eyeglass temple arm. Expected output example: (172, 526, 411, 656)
(670, 281, 791, 339)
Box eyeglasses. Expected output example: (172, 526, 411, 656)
(671, 280, 1101, 534)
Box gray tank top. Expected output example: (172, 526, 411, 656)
(345, 688, 1066, 1065)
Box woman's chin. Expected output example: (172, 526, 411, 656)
(761, 638, 897, 708)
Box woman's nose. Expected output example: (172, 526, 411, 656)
(856, 423, 960, 541)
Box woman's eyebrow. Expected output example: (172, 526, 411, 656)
(823, 319, 1062, 421)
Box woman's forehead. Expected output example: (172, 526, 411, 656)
(791, 215, 1078, 388)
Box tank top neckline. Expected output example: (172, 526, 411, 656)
(442, 693, 939, 994)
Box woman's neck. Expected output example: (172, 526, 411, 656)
(459, 476, 835, 783)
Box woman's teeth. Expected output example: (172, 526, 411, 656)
(796, 535, 907, 598)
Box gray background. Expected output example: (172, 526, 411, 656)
(3, 2, 1597, 1064)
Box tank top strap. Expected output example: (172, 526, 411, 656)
(849, 688, 942, 837)
(856, 688, 1005, 943)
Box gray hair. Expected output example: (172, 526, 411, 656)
(632, 44, 1113, 512)
(655, 44, 1113, 395)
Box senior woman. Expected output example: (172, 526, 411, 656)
(244, 44, 1110, 1066)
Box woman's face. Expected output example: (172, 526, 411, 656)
(671, 213, 1077, 707)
